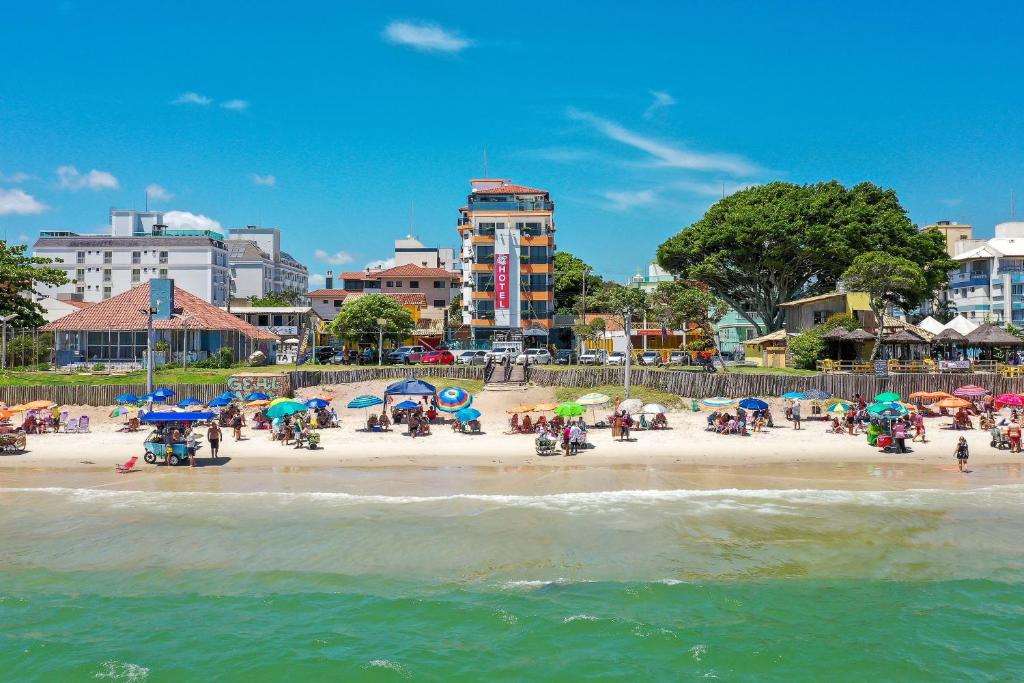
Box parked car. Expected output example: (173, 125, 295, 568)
(579, 349, 608, 365)
(668, 350, 690, 366)
(637, 351, 662, 366)
(455, 350, 488, 365)
(329, 350, 353, 365)
(486, 342, 522, 364)
(607, 351, 627, 366)
(358, 348, 379, 365)
(298, 346, 336, 365)
(420, 350, 455, 366)
(515, 348, 552, 365)
(554, 349, 578, 365)
(387, 345, 427, 364)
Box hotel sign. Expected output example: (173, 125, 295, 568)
(495, 254, 510, 310)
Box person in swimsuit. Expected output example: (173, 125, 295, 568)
(955, 436, 969, 473)
(207, 422, 222, 461)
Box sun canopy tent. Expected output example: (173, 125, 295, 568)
(917, 316, 945, 335)
(141, 411, 215, 423)
(943, 314, 979, 335)
(384, 378, 437, 396)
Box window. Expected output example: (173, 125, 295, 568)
(474, 245, 494, 262)
(102, 268, 112, 282)
(333, 300, 342, 307)
(131, 269, 141, 283)
(385, 281, 394, 288)
(409, 281, 419, 288)
(75, 268, 85, 283)
(75, 285, 85, 295)
(76, 251, 85, 264)
(475, 273, 495, 290)
(1013, 285, 1024, 296)
(159, 251, 168, 264)
(102, 286, 112, 299)
(322, 299, 328, 304)
(103, 251, 112, 264)
(131, 251, 141, 265)
(433, 280, 444, 288)
(812, 310, 828, 325)
(159, 268, 168, 278)
(433, 299, 445, 308)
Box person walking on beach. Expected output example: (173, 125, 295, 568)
(569, 421, 582, 455)
(792, 401, 802, 430)
(232, 412, 243, 441)
(207, 422, 222, 461)
(955, 436, 969, 472)
(892, 419, 908, 453)
(620, 413, 632, 441)
(912, 411, 926, 443)
(1008, 420, 1022, 453)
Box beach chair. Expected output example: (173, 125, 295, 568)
(116, 455, 139, 473)
(59, 411, 69, 431)
(64, 417, 79, 433)
(78, 416, 91, 433)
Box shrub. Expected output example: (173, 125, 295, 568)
(154, 339, 170, 352)
(788, 331, 825, 370)
(91, 363, 106, 371)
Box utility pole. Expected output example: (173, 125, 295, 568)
(580, 266, 590, 354)
(0, 314, 16, 370)
(144, 307, 155, 393)
(377, 318, 386, 367)
(643, 309, 648, 352)
(623, 310, 633, 399)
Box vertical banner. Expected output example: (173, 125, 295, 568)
(495, 254, 510, 309)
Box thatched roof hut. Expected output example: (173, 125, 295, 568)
(821, 327, 850, 341)
(966, 323, 1024, 346)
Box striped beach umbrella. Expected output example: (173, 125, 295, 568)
(436, 387, 472, 412)
(700, 396, 735, 408)
(577, 392, 611, 406)
(953, 384, 988, 398)
(347, 395, 384, 410)
(803, 389, 832, 401)
(826, 401, 852, 414)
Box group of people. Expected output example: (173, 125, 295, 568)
(150, 421, 222, 467)
(535, 419, 588, 455)
(707, 407, 773, 435)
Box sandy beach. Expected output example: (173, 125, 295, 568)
(3, 378, 1023, 493)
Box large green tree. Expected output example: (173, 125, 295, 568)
(656, 181, 955, 335)
(649, 281, 727, 332)
(553, 251, 604, 315)
(0, 241, 68, 327)
(248, 289, 303, 307)
(327, 294, 415, 345)
(841, 251, 927, 360)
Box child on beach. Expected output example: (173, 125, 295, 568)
(955, 436, 969, 472)
(912, 412, 926, 443)
(792, 402, 801, 430)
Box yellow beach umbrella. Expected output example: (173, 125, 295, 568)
(25, 400, 56, 410)
(533, 402, 558, 412)
(7, 404, 27, 412)
(247, 399, 271, 408)
(506, 404, 534, 414)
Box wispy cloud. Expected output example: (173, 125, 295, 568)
(56, 165, 119, 191)
(643, 90, 676, 119)
(249, 173, 276, 187)
(145, 183, 173, 202)
(383, 20, 471, 53)
(602, 189, 658, 211)
(17, 233, 30, 243)
(0, 188, 47, 215)
(366, 257, 396, 270)
(308, 273, 326, 286)
(221, 99, 249, 111)
(567, 108, 757, 176)
(0, 170, 33, 183)
(163, 210, 221, 231)
(174, 91, 212, 106)
(519, 147, 597, 163)
(314, 249, 355, 265)
(673, 179, 755, 198)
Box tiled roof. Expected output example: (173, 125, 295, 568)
(340, 271, 372, 280)
(307, 289, 350, 298)
(473, 184, 547, 195)
(374, 264, 458, 279)
(65, 300, 95, 309)
(40, 282, 278, 341)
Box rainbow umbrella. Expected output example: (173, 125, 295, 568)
(436, 387, 472, 412)
(109, 405, 140, 418)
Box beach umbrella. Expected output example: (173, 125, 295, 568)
(178, 397, 203, 408)
(24, 400, 56, 410)
(7, 404, 26, 413)
(208, 397, 233, 408)
(347, 395, 384, 409)
(803, 389, 832, 401)
(247, 399, 271, 408)
(384, 377, 437, 397)
(642, 403, 669, 415)
(995, 393, 1024, 408)
(214, 391, 238, 402)
(533, 403, 558, 412)
(506, 404, 535, 414)
(394, 400, 419, 410)
(555, 402, 585, 418)
(306, 398, 330, 409)
(867, 401, 908, 419)
(0, 409, 12, 420)
(738, 397, 769, 411)
(782, 391, 805, 400)
(436, 387, 473, 412)
(700, 397, 736, 408)
(109, 405, 139, 418)
(265, 399, 309, 419)
(455, 407, 481, 422)
(826, 401, 852, 414)
(873, 391, 901, 403)
(246, 391, 270, 401)
(935, 397, 973, 409)
(953, 385, 988, 398)
(577, 392, 611, 406)
(618, 398, 643, 414)
(152, 388, 176, 400)
(115, 392, 140, 404)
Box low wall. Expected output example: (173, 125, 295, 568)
(0, 383, 225, 407)
(527, 367, 1024, 399)
(289, 366, 485, 389)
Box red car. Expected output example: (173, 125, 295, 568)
(419, 350, 455, 365)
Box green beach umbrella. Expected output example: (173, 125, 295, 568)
(265, 399, 309, 419)
(874, 391, 901, 403)
(555, 402, 585, 418)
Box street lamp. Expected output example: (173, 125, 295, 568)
(174, 312, 197, 370)
(376, 317, 387, 367)
(0, 314, 16, 371)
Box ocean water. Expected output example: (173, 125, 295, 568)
(2, 483, 1023, 681)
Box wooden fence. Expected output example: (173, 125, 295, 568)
(527, 367, 1024, 399)
(288, 366, 484, 390)
(0, 383, 226, 407)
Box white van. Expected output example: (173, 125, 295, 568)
(486, 341, 523, 364)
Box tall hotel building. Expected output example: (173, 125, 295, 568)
(457, 179, 556, 344)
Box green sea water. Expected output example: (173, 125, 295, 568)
(2, 484, 1023, 681)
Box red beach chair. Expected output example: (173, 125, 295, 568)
(116, 455, 139, 473)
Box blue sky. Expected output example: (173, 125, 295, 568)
(3, 2, 1024, 286)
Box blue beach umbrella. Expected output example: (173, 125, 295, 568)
(347, 395, 384, 409)
(867, 401, 907, 419)
(782, 391, 805, 400)
(115, 392, 140, 404)
(738, 397, 769, 411)
(246, 391, 270, 401)
(208, 397, 233, 408)
(306, 398, 330, 409)
(214, 391, 237, 402)
(395, 400, 419, 410)
(178, 397, 203, 408)
(152, 387, 176, 400)
(455, 407, 481, 422)
(803, 389, 832, 401)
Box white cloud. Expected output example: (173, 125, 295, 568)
(0, 171, 32, 183)
(222, 99, 249, 111)
(249, 173, 276, 187)
(174, 91, 212, 105)
(0, 188, 47, 215)
(17, 233, 30, 243)
(163, 210, 222, 232)
(673, 180, 755, 197)
(383, 20, 471, 53)
(56, 165, 119, 191)
(567, 108, 757, 176)
(308, 273, 326, 286)
(602, 189, 658, 211)
(643, 90, 676, 119)
(366, 257, 395, 270)
(145, 183, 173, 201)
(314, 249, 355, 265)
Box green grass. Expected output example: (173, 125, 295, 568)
(553, 383, 686, 409)
(431, 377, 484, 395)
(0, 364, 298, 387)
(535, 363, 819, 377)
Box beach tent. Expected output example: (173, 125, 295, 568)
(384, 377, 437, 396)
(917, 316, 945, 335)
(943, 314, 979, 335)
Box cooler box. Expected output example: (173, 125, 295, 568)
(876, 435, 893, 449)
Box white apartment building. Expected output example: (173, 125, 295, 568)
(948, 221, 1024, 325)
(33, 209, 230, 306)
(394, 235, 457, 271)
(226, 226, 308, 300)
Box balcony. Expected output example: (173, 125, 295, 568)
(468, 200, 554, 212)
